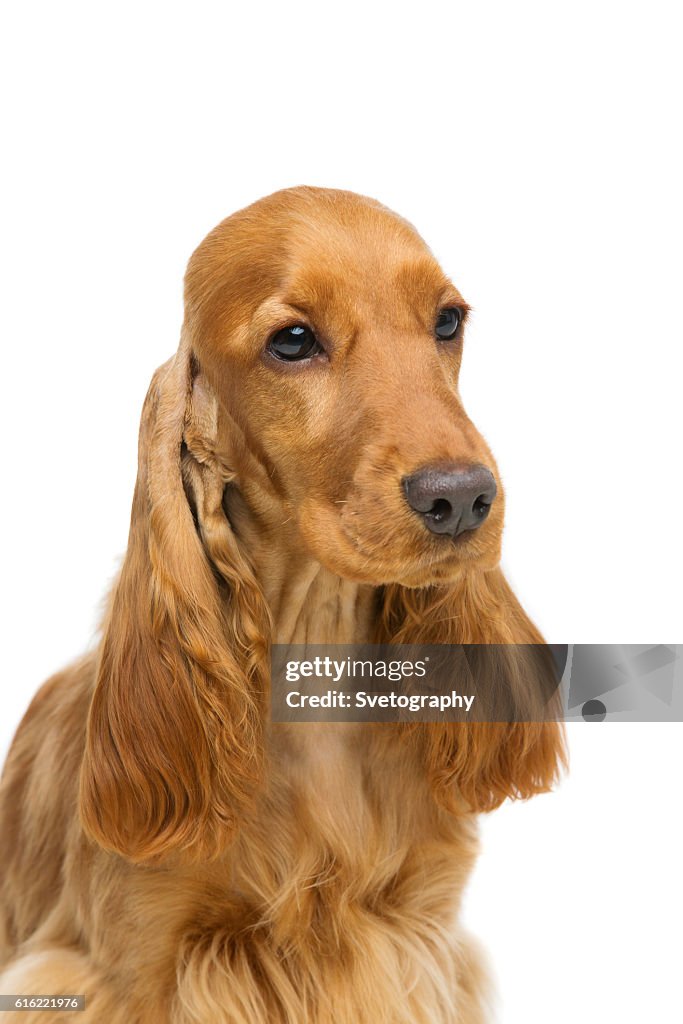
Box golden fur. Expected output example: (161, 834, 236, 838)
(0, 188, 565, 1022)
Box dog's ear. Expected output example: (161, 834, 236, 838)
(376, 568, 566, 813)
(79, 332, 270, 863)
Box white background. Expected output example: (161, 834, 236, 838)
(1, 3, 681, 1021)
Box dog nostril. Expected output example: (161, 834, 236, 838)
(472, 496, 491, 518)
(428, 498, 453, 523)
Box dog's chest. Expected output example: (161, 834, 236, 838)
(230, 723, 474, 923)
(177, 727, 482, 1024)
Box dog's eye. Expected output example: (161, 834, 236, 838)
(435, 308, 462, 341)
(268, 325, 321, 361)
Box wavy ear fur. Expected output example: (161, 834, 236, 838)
(79, 333, 271, 863)
(376, 568, 567, 813)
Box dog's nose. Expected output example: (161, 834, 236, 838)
(402, 463, 497, 537)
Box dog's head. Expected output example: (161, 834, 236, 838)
(185, 186, 501, 587)
(79, 188, 565, 863)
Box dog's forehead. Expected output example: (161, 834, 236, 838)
(280, 248, 453, 328)
(185, 188, 458, 350)
(283, 204, 445, 305)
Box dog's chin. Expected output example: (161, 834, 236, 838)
(369, 542, 501, 589)
(314, 545, 498, 589)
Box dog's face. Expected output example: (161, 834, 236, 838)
(185, 187, 503, 586)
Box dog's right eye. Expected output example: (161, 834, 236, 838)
(435, 308, 462, 341)
(268, 325, 322, 361)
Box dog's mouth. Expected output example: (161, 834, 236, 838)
(296, 502, 498, 587)
(310, 461, 499, 581)
(354, 523, 492, 578)
(294, 467, 502, 586)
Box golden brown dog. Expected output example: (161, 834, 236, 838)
(0, 187, 565, 1023)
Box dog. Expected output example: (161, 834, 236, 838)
(0, 187, 565, 1023)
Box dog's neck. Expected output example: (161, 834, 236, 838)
(265, 558, 376, 644)
(224, 486, 376, 644)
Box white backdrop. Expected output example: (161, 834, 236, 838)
(1, 3, 681, 1022)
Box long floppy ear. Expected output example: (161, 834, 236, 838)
(376, 568, 567, 813)
(79, 332, 271, 863)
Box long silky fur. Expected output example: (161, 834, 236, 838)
(79, 340, 272, 863)
(377, 572, 567, 815)
(0, 187, 566, 1024)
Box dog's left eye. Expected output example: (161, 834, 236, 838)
(268, 325, 322, 361)
(435, 308, 462, 340)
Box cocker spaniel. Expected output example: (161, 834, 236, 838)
(0, 187, 565, 1023)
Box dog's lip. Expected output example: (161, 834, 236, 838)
(340, 517, 483, 573)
